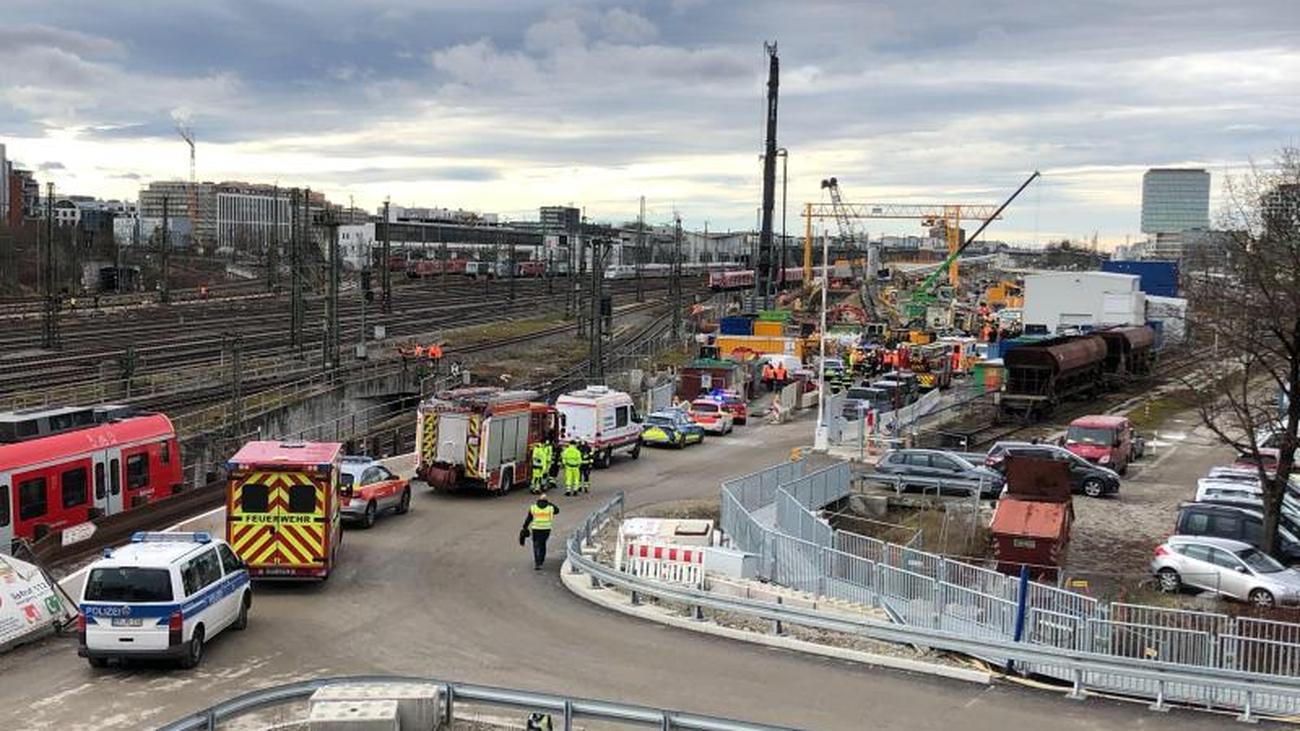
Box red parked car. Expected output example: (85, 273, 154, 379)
(716, 390, 748, 425)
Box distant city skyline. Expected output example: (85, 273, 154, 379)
(1, 1, 1296, 248)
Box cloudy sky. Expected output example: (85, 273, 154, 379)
(1, 0, 1297, 245)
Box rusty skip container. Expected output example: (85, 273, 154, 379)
(990, 497, 1073, 581)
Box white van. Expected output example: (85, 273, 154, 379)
(555, 386, 642, 467)
(78, 532, 251, 669)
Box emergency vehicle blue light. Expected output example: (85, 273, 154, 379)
(131, 531, 212, 544)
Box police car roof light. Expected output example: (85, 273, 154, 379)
(131, 531, 212, 544)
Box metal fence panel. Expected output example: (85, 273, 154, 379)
(771, 532, 824, 596)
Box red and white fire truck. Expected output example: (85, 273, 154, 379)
(415, 388, 558, 492)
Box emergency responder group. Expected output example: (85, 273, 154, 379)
(530, 439, 593, 496)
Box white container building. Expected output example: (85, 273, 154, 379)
(1022, 272, 1145, 333)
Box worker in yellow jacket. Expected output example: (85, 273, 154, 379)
(561, 441, 584, 497)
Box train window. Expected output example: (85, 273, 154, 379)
(288, 484, 316, 514)
(0, 487, 8, 527)
(94, 463, 105, 500)
(159, 441, 171, 465)
(18, 477, 47, 521)
(126, 454, 148, 489)
(110, 458, 121, 495)
(61, 468, 88, 509)
(240, 484, 269, 513)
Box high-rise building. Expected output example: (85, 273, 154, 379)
(540, 205, 580, 233)
(1141, 168, 1210, 234)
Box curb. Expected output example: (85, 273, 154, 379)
(561, 559, 992, 686)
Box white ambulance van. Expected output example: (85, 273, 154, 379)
(555, 385, 642, 467)
(78, 532, 251, 669)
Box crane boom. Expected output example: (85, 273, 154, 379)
(905, 170, 1040, 321)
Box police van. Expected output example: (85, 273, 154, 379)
(78, 532, 251, 669)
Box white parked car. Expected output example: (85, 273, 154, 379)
(78, 532, 251, 668)
(1152, 535, 1300, 608)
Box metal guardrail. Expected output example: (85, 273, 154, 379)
(156, 674, 801, 730)
(568, 494, 1300, 723)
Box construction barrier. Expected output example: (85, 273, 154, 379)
(624, 542, 705, 587)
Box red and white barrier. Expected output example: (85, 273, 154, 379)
(624, 542, 705, 587)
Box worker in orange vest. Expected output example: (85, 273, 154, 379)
(774, 361, 788, 389)
(761, 362, 776, 392)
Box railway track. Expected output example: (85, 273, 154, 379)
(0, 277, 706, 400)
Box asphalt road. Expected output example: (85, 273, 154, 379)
(0, 415, 1252, 730)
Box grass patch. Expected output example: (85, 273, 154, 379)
(448, 314, 569, 347)
(1126, 391, 1193, 431)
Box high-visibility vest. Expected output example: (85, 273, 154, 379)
(775, 364, 787, 380)
(762, 364, 774, 380)
(532, 445, 546, 468)
(562, 445, 583, 467)
(530, 503, 556, 530)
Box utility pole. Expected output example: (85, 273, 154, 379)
(636, 196, 646, 302)
(439, 227, 448, 289)
(672, 215, 683, 339)
(42, 183, 59, 349)
(225, 331, 244, 436)
(267, 185, 280, 292)
(756, 41, 780, 310)
(588, 236, 606, 381)
(324, 210, 341, 374)
(777, 148, 788, 287)
(507, 232, 516, 302)
(575, 215, 586, 336)
(381, 199, 392, 313)
(159, 195, 170, 303)
(289, 188, 305, 355)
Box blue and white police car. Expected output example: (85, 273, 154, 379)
(78, 532, 251, 669)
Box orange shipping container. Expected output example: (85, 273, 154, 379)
(752, 320, 784, 337)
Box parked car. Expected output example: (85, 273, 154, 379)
(639, 410, 705, 448)
(1174, 502, 1300, 565)
(716, 390, 748, 425)
(873, 449, 1004, 498)
(841, 386, 888, 421)
(1207, 466, 1265, 483)
(1152, 536, 1300, 607)
(689, 397, 735, 435)
(985, 441, 1121, 498)
(1063, 415, 1143, 475)
(339, 456, 412, 528)
(1233, 448, 1280, 474)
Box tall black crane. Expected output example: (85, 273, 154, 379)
(755, 41, 780, 310)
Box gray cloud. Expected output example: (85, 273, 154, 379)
(0, 0, 1296, 239)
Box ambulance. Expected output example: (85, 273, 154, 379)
(555, 385, 643, 467)
(224, 441, 343, 580)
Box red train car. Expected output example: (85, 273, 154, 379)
(0, 407, 183, 552)
(516, 260, 546, 278)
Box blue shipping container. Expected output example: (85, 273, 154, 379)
(1101, 260, 1179, 297)
(718, 316, 754, 336)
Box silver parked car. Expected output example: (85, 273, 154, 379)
(1152, 536, 1300, 607)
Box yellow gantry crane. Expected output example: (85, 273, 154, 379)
(802, 199, 1001, 288)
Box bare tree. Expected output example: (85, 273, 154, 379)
(1183, 148, 1300, 554)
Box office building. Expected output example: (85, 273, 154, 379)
(1141, 168, 1210, 234)
(540, 205, 580, 233)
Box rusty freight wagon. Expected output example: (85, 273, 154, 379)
(998, 335, 1106, 421)
(1096, 325, 1156, 380)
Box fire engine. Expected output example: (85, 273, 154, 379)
(0, 405, 183, 553)
(416, 388, 558, 492)
(225, 441, 344, 580)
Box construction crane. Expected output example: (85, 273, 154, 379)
(802, 199, 1001, 290)
(175, 122, 199, 252)
(819, 177, 881, 320)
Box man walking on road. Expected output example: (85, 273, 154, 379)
(561, 441, 583, 496)
(520, 493, 558, 570)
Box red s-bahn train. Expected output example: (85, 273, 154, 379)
(0, 406, 183, 552)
